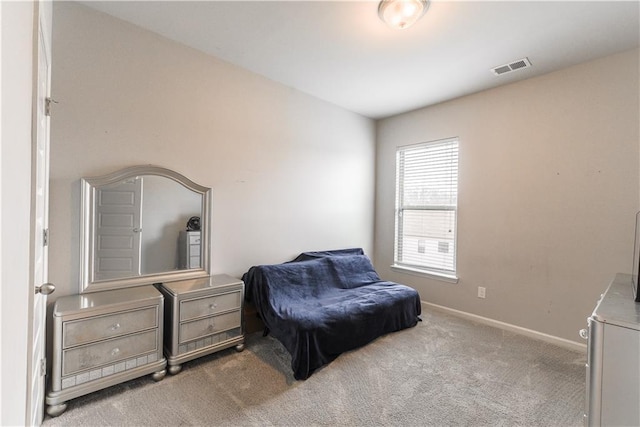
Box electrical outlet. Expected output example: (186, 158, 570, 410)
(478, 286, 486, 299)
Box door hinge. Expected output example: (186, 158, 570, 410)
(40, 358, 46, 377)
(43, 229, 49, 247)
(45, 97, 57, 116)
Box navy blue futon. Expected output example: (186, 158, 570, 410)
(242, 248, 421, 380)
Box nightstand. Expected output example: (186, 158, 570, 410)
(155, 274, 245, 374)
(46, 286, 167, 417)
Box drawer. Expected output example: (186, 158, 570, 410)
(63, 306, 158, 348)
(179, 310, 241, 344)
(62, 329, 158, 376)
(180, 291, 241, 322)
(189, 244, 200, 256)
(189, 234, 200, 245)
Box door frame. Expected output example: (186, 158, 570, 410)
(0, 1, 44, 425)
(26, 0, 53, 424)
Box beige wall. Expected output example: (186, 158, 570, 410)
(375, 49, 640, 343)
(49, 2, 375, 299)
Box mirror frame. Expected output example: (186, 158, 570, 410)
(80, 165, 212, 293)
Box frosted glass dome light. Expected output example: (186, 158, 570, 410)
(378, 0, 430, 30)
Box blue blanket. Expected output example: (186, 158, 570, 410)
(242, 249, 421, 379)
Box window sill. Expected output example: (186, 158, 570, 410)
(390, 264, 459, 283)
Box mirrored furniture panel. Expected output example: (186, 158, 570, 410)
(155, 275, 245, 375)
(46, 286, 167, 417)
(178, 230, 201, 269)
(80, 165, 212, 293)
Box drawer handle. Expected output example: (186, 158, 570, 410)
(110, 323, 121, 331)
(207, 323, 215, 332)
(111, 348, 120, 356)
(209, 303, 218, 310)
(579, 328, 588, 340)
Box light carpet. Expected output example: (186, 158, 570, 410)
(43, 307, 586, 426)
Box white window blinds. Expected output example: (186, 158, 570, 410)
(395, 138, 459, 275)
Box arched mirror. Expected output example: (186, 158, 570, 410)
(80, 165, 212, 293)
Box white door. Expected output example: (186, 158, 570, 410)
(94, 177, 143, 281)
(27, 2, 53, 425)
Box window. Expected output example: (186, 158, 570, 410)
(394, 137, 459, 280)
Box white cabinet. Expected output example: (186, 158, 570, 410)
(178, 230, 201, 269)
(584, 274, 640, 426)
(156, 274, 244, 374)
(46, 286, 167, 417)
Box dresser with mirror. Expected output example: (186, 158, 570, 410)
(46, 165, 244, 416)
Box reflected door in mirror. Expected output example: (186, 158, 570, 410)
(95, 178, 142, 281)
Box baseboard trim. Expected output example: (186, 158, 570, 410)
(422, 301, 587, 353)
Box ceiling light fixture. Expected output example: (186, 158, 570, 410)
(378, 0, 430, 30)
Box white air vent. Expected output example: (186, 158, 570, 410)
(491, 57, 532, 76)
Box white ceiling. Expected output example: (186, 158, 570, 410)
(81, 1, 640, 119)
